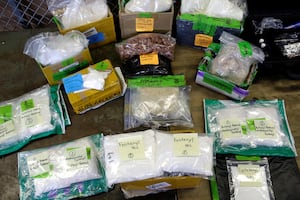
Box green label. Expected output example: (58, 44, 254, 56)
(61, 57, 75, 67)
(203, 73, 234, 94)
(21, 99, 34, 111)
(128, 75, 186, 88)
(246, 118, 265, 131)
(0, 105, 12, 124)
(235, 155, 261, 161)
(95, 61, 109, 71)
(138, 12, 152, 18)
(238, 41, 253, 57)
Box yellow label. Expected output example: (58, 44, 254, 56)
(140, 52, 159, 65)
(254, 119, 276, 139)
(118, 135, 146, 161)
(194, 34, 213, 47)
(220, 119, 243, 139)
(173, 133, 199, 157)
(0, 120, 16, 143)
(237, 164, 263, 187)
(136, 18, 154, 32)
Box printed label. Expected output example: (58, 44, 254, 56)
(21, 107, 42, 128)
(27, 151, 51, 178)
(173, 133, 199, 157)
(136, 18, 154, 32)
(65, 147, 90, 170)
(21, 99, 34, 111)
(127, 75, 186, 88)
(62, 74, 84, 94)
(146, 182, 172, 190)
(118, 135, 146, 161)
(203, 73, 234, 94)
(0, 104, 12, 124)
(237, 164, 263, 187)
(0, 120, 16, 142)
(220, 119, 246, 139)
(83, 27, 98, 37)
(140, 52, 159, 65)
(238, 41, 253, 57)
(194, 34, 213, 47)
(254, 119, 276, 138)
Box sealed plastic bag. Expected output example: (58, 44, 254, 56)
(203, 99, 297, 157)
(23, 31, 88, 66)
(208, 32, 264, 86)
(47, 0, 108, 30)
(156, 131, 214, 178)
(0, 85, 65, 156)
(104, 129, 162, 187)
(18, 134, 108, 200)
(124, 0, 172, 13)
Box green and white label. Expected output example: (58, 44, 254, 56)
(237, 164, 263, 187)
(0, 120, 16, 142)
(220, 119, 246, 138)
(173, 133, 199, 157)
(27, 151, 51, 178)
(118, 135, 146, 161)
(65, 147, 91, 170)
(21, 107, 42, 128)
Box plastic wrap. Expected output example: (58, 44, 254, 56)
(47, 0, 108, 30)
(124, 0, 172, 13)
(0, 85, 65, 156)
(180, 0, 248, 21)
(115, 33, 176, 61)
(203, 99, 297, 157)
(104, 129, 162, 187)
(124, 84, 194, 130)
(156, 131, 214, 178)
(226, 157, 275, 200)
(18, 134, 108, 199)
(23, 31, 88, 66)
(208, 32, 264, 86)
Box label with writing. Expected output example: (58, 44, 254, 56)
(21, 107, 42, 128)
(146, 182, 172, 190)
(173, 133, 199, 157)
(254, 119, 276, 138)
(65, 147, 90, 170)
(136, 18, 154, 32)
(21, 99, 34, 112)
(194, 34, 213, 47)
(237, 164, 263, 187)
(118, 135, 146, 161)
(27, 151, 51, 178)
(140, 52, 159, 65)
(0, 104, 12, 124)
(238, 41, 253, 57)
(220, 119, 246, 139)
(0, 120, 16, 142)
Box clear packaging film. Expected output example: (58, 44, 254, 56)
(103, 129, 162, 187)
(124, 76, 194, 130)
(203, 99, 297, 157)
(0, 85, 66, 156)
(115, 33, 176, 61)
(226, 157, 275, 200)
(47, 0, 108, 30)
(180, 0, 248, 21)
(124, 0, 172, 13)
(23, 31, 88, 66)
(18, 134, 108, 200)
(156, 130, 214, 178)
(208, 32, 265, 86)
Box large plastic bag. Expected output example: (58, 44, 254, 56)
(124, 0, 172, 13)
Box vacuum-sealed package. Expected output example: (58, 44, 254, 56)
(226, 157, 275, 200)
(23, 31, 89, 66)
(203, 99, 297, 157)
(124, 0, 172, 13)
(104, 129, 162, 187)
(47, 0, 108, 30)
(124, 75, 194, 130)
(156, 131, 214, 178)
(208, 31, 265, 86)
(0, 85, 65, 156)
(18, 134, 108, 200)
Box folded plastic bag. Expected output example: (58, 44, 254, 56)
(124, 0, 172, 13)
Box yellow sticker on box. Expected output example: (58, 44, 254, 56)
(136, 18, 154, 32)
(194, 34, 213, 47)
(140, 52, 159, 65)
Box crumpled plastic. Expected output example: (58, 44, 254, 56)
(124, 0, 172, 13)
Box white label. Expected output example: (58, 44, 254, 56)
(83, 27, 98, 37)
(237, 164, 263, 187)
(0, 120, 16, 142)
(64, 147, 89, 170)
(21, 107, 42, 128)
(118, 135, 146, 161)
(146, 182, 172, 190)
(59, 61, 79, 72)
(220, 119, 244, 138)
(27, 151, 50, 178)
(254, 120, 276, 138)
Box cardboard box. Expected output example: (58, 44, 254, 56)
(57, 10, 117, 48)
(118, 3, 174, 39)
(39, 48, 93, 85)
(176, 14, 243, 48)
(62, 59, 123, 114)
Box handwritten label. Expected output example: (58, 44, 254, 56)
(21, 107, 42, 128)
(254, 119, 276, 138)
(136, 18, 154, 32)
(220, 119, 245, 139)
(118, 135, 146, 161)
(140, 52, 159, 65)
(27, 151, 50, 178)
(0, 120, 16, 142)
(173, 133, 199, 157)
(65, 147, 90, 170)
(194, 34, 213, 47)
(237, 164, 263, 187)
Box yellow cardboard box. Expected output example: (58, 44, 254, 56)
(63, 59, 123, 114)
(118, 2, 174, 39)
(57, 10, 117, 48)
(39, 48, 93, 85)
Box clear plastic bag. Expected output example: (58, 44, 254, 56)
(124, 0, 172, 13)
(18, 134, 107, 199)
(23, 31, 88, 66)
